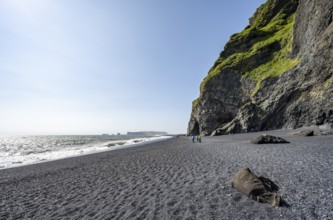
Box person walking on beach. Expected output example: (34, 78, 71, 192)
(197, 135, 202, 143)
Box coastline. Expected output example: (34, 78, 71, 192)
(0, 135, 172, 170)
(1, 130, 332, 219)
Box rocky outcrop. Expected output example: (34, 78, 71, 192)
(188, 0, 333, 136)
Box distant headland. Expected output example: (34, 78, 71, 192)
(127, 131, 168, 136)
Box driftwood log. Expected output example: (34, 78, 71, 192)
(231, 168, 281, 206)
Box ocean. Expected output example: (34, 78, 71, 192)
(0, 135, 171, 169)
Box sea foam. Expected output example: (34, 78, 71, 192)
(0, 135, 171, 169)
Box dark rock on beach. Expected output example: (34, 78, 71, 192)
(289, 130, 314, 137)
(231, 168, 281, 206)
(188, 0, 333, 136)
(251, 134, 290, 144)
(289, 129, 333, 137)
(316, 130, 333, 136)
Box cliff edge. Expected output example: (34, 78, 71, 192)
(188, 0, 333, 136)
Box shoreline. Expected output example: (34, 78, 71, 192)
(1, 130, 332, 219)
(0, 136, 173, 171)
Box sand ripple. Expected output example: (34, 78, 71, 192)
(1, 131, 333, 219)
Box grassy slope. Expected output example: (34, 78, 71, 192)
(193, 1, 300, 107)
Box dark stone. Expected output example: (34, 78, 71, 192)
(231, 168, 281, 206)
(289, 130, 314, 137)
(251, 134, 290, 144)
(289, 130, 333, 136)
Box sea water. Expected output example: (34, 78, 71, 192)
(0, 135, 171, 169)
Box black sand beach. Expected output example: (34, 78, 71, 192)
(1, 130, 333, 219)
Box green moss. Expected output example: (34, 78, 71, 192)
(193, 6, 300, 107)
(249, 57, 300, 96)
(192, 98, 200, 108)
(246, 14, 300, 96)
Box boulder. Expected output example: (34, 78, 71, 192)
(231, 168, 281, 207)
(251, 134, 290, 144)
(289, 129, 333, 136)
(289, 130, 314, 137)
(317, 131, 333, 136)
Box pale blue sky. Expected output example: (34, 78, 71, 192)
(0, 0, 266, 135)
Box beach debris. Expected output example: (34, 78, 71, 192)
(251, 134, 289, 144)
(231, 168, 281, 207)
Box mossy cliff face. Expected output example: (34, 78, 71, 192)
(188, 0, 333, 136)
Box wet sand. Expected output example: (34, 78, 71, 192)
(1, 130, 333, 219)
